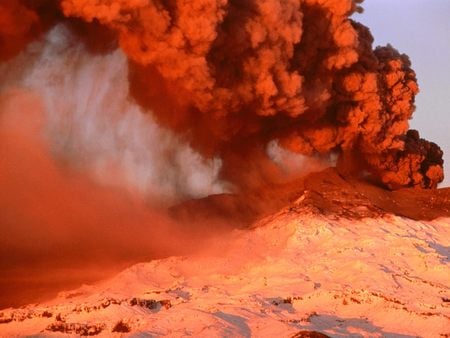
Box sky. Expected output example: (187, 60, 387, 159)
(356, 0, 450, 187)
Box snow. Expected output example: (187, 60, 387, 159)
(1, 206, 449, 337)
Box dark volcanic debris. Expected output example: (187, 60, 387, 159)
(172, 167, 450, 226)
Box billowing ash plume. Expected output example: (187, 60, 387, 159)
(1, 0, 444, 190)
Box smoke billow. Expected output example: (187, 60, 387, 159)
(0, 0, 444, 191)
(57, 0, 442, 189)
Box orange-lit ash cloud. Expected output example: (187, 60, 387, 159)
(0, 91, 176, 258)
(0, 0, 60, 61)
(0, 91, 175, 263)
(57, 0, 444, 189)
(0, 0, 41, 61)
(0, 0, 444, 190)
(0, 88, 228, 308)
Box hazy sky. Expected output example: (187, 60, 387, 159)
(356, 0, 450, 187)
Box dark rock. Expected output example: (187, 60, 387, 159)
(46, 322, 105, 336)
(291, 331, 331, 338)
(112, 320, 131, 333)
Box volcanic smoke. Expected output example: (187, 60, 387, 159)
(59, 0, 444, 190)
(0, 0, 446, 307)
(0, 0, 444, 190)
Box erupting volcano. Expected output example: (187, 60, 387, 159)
(0, 0, 449, 337)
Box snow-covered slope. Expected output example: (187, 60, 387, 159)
(1, 199, 449, 337)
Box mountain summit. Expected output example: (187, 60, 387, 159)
(1, 169, 449, 337)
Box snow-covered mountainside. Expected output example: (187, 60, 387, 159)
(1, 181, 449, 337)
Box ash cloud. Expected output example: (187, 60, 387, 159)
(0, 21, 231, 264)
(0, 24, 228, 308)
(0, 0, 444, 192)
(0, 83, 228, 306)
(0, 0, 41, 61)
(58, 0, 443, 189)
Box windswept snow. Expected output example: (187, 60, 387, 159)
(1, 204, 449, 337)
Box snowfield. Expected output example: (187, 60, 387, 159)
(1, 201, 449, 337)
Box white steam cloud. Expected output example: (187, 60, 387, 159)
(0, 25, 227, 204)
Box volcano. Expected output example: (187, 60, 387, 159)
(1, 1, 450, 337)
(1, 169, 449, 337)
